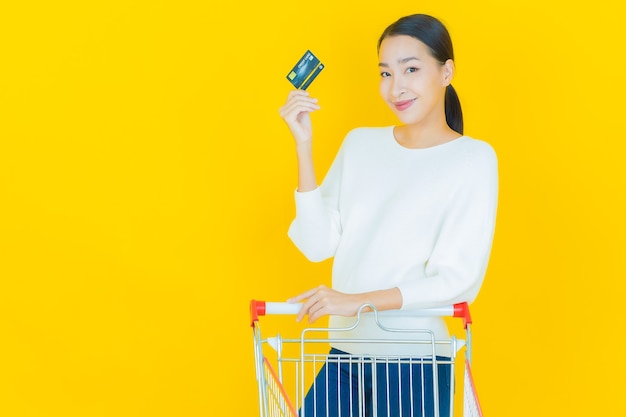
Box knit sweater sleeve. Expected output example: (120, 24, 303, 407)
(398, 143, 499, 309)
(287, 140, 345, 262)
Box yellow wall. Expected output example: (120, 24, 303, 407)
(1, 0, 624, 415)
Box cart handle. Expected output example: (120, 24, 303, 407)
(250, 300, 473, 329)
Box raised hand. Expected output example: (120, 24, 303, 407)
(278, 90, 320, 147)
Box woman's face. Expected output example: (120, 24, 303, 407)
(378, 35, 452, 126)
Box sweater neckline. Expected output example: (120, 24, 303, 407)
(389, 126, 467, 151)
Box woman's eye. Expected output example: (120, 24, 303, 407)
(407, 67, 419, 73)
(380, 71, 391, 78)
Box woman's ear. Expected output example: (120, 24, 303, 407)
(442, 59, 455, 86)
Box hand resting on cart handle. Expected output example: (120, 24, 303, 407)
(287, 284, 403, 324)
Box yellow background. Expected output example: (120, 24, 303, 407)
(1, 0, 624, 415)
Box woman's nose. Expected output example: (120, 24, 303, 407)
(390, 77, 407, 99)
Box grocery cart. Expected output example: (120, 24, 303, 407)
(250, 300, 483, 417)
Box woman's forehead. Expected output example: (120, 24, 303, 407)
(378, 35, 431, 63)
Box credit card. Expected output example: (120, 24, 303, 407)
(286, 50, 324, 90)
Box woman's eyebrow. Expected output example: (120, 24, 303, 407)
(378, 56, 421, 67)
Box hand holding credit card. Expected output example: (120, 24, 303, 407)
(286, 50, 324, 90)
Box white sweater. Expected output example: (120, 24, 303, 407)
(288, 126, 498, 355)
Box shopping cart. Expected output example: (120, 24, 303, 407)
(250, 300, 483, 417)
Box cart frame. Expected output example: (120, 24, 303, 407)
(250, 300, 481, 417)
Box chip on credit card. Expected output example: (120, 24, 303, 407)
(286, 50, 324, 90)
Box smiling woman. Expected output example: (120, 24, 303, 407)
(278, 13, 498, 417)
(1, 0, 624, 416)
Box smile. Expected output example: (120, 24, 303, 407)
(393, 99, 416, 111)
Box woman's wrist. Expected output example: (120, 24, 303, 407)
(358, 288, 403, 312)
(295, 141, 313, 157)
(296, 143, 317, 192)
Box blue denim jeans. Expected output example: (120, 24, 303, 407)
(301, 348, 451, 417)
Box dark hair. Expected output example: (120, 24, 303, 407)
(377, 14, 463, 134)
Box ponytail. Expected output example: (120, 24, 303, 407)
(445, 84, 463, 135)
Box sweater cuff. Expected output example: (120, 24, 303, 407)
(395, 281, 439, 310)
(293, 186, 323, 214)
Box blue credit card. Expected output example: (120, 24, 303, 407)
(286, 50, 324, 90)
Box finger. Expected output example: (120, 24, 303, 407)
(289, 285, 329, 322)
(283, 93, 318, 108)
(296, 298, 317, 322)
(305, 290, 333, 323)
(288, 99, 320, 112)
(280, 98, 320, 116)
(307, 301, 326, 324)
(296, 303, 309, 323)
(296, 292, 325, 323)
(287, 89, 310, 99)
(301, 299, 324, 323)
(280, 105, 319, 123)
(279, 105, 319, 124)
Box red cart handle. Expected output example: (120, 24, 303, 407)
(453, 302, 472, 329)
(250, 300, 303, 327)
(251, 299, 472, 329)
(250, 300, 265, 326)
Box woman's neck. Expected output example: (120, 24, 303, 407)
(393, 124, 462, 149)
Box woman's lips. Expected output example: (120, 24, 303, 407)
(393, 99, 415, 111)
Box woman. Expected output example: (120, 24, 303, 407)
(279, 13, 498, 417)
